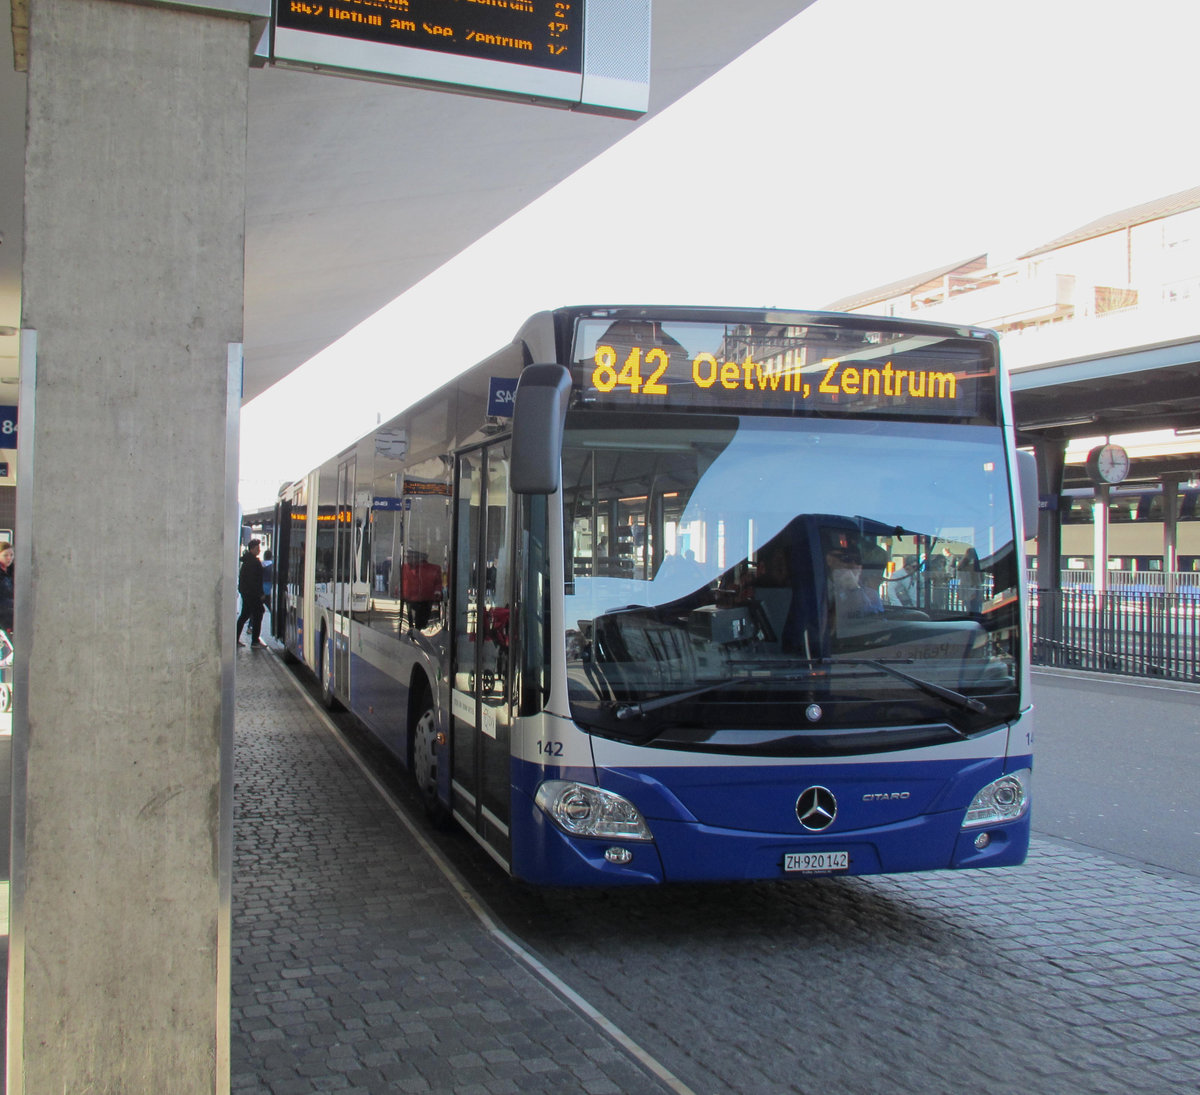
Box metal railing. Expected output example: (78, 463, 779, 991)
(1028, 583, 1200, 681)
(1050, 569, 1200, 595)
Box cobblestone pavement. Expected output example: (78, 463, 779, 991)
(475, 842, 1200, 1095)
(233, 648, 674, 1095)
(233, 649, 1200, 1095)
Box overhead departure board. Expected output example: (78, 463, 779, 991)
(270, 0, 650, 118)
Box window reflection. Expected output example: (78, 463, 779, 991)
(366, 452, 450, 638)
(561, 414, 1021, 740)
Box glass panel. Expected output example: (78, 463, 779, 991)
(335, 461, 354, 615)
(350, 476, 373, 620)
(517, 494, 550, 715)
(334, 459, 356, 692)
(367, 500, 403, 636)
(480, 444, 512, 829)
(288, 497, 306, 597)
(451, 444, 513, 843)
(401, 457, 452, 633)
(561, 413, 1021, 749)
(452, 452, 482, 801)
(363, 441, 452, 639)
(314, 468, 337, 591)
(364, 426, 409, 636)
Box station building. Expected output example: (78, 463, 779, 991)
(826, 183, 1200, 586)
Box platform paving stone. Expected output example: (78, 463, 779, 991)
(233, 645, 1200, 1095)
(231, 647, 674, 1095)
(474, 822, 1200, 1095)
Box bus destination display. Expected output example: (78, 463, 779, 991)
(275, 0, 583, 75)
(572, 319, 994, 421)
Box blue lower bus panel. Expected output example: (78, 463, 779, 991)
(510, 755, 1031, 886)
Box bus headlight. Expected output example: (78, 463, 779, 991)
(963, 769, 1030, 828)
(535, 780, 654, 841)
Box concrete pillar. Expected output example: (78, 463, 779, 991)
(1031, 438, 1066, 665)
(10, 1, 252, 1090)
(1033, 438, 1065, 592)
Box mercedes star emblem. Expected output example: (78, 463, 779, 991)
(796, 786, 837, 831)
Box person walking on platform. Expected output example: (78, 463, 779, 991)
(0, 540, 14, 638)
(0, 541, 12, 713)
(261, 548, 274, 633)
(236, 538, 267, 648)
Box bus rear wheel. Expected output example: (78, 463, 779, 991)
(318, 628, 340, 711)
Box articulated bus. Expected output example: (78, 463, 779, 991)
(274, 306, 1037, 886)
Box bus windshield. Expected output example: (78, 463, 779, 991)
(560, 413, 1022, 752)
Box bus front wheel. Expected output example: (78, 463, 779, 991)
(411, 695, 449, 827)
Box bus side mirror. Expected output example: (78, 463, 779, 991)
(511, 364, 573, 495)
(1016, 450, 1039, 539)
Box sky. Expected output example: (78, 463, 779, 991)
(238, 0, 1200, 510)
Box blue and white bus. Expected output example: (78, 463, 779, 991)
(274, 306, 1037, 885)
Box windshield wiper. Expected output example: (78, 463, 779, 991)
(610, 667, 829, 721)
(610, 660, 988, 729)
(835, 658, 986, 729)
(613, 678, 747, 720)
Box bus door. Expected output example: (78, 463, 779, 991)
(451, 442, 513, 864)
(273, 497, 291, 642)
(332, 456, 355, 699)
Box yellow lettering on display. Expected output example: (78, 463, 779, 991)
(815, 358, 956, 401)
(593, 347, 959, 405)
(929, 372, 956, 398)
(328, 6, 383, 24)
(591, 345, 670, 395)
(592, 345, 619, 391)
(617, 347, 644, 393)
(644, 348, 669, 395)
(692, 352, 718, 389)
(758, 361, 784, 390)
(818, 359, 841, 394)
(465, 30, 534, 50)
